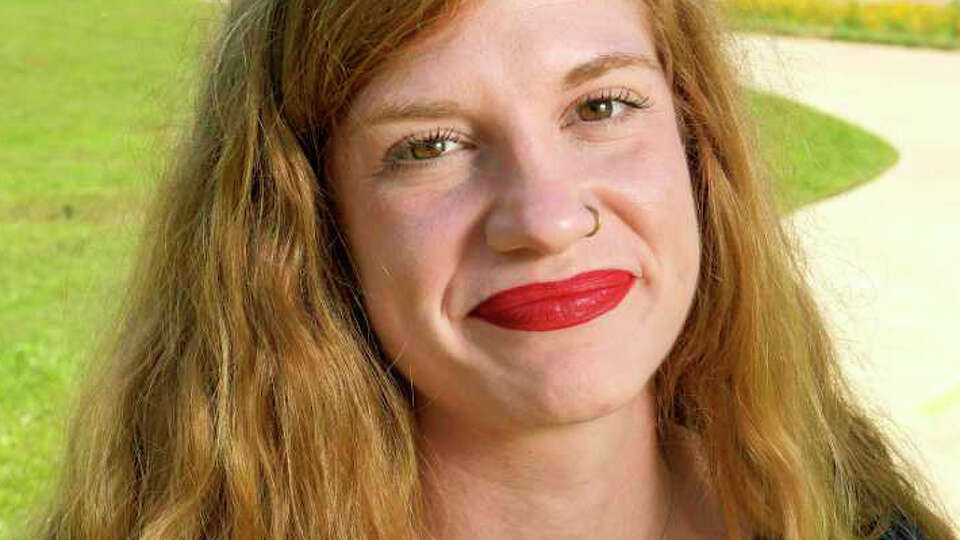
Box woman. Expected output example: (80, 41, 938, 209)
(35, 0, 956, 538)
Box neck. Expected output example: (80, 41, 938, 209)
(416, 388, 674, 540)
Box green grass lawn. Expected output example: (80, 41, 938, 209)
(752, 91, 899, 213)
(0, 0, 220, 535)
(0, 0, 897, 535)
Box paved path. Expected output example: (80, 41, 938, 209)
(733, 34, 960, 523)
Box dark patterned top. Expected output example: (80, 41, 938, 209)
(878, 511, 927, 540)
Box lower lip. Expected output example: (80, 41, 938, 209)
(469, 270, 636, 332)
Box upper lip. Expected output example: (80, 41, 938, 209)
(468, 269, 636, 314)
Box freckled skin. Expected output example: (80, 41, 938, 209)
(328, 0, 701, 432)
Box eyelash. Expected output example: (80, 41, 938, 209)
(379, 88, 653, 173)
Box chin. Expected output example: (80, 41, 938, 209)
(502, 349, 660, 427)
(461, 292, 675, 428)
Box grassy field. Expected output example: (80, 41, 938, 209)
(0, 0, 896, 535)
(752, 91, 899, 213)
(0, 0, 220, 535)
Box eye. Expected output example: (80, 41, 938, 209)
(570, 88, 652, 125)
(382, 127, 470, 172)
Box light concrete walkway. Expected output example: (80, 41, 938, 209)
(733, 33, 960, 522)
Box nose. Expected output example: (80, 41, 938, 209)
(483, 147, 597, 255)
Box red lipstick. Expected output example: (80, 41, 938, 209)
(468, 269, 636, 332)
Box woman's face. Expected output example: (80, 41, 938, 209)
(328, 0, 700, 429)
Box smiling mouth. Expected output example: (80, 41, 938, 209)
(467, 269, 636, 332)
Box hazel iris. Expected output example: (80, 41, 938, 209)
(578, 99, 614, 121)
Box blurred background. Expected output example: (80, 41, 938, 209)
(1, 0, 957, 535)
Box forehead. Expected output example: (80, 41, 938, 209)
(347, 0, 657, 116)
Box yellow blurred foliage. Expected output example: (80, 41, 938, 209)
(722, 0, 960, 35)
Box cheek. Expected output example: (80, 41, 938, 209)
(594, 131, 701, 287)
(602, 132, 697, 232)
(340, 183, 476, 350)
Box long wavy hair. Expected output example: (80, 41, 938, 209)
(33, 0, 957, 538)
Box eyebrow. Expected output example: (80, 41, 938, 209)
(562, 52, 660, 90)
(360, 51, 661, 127)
